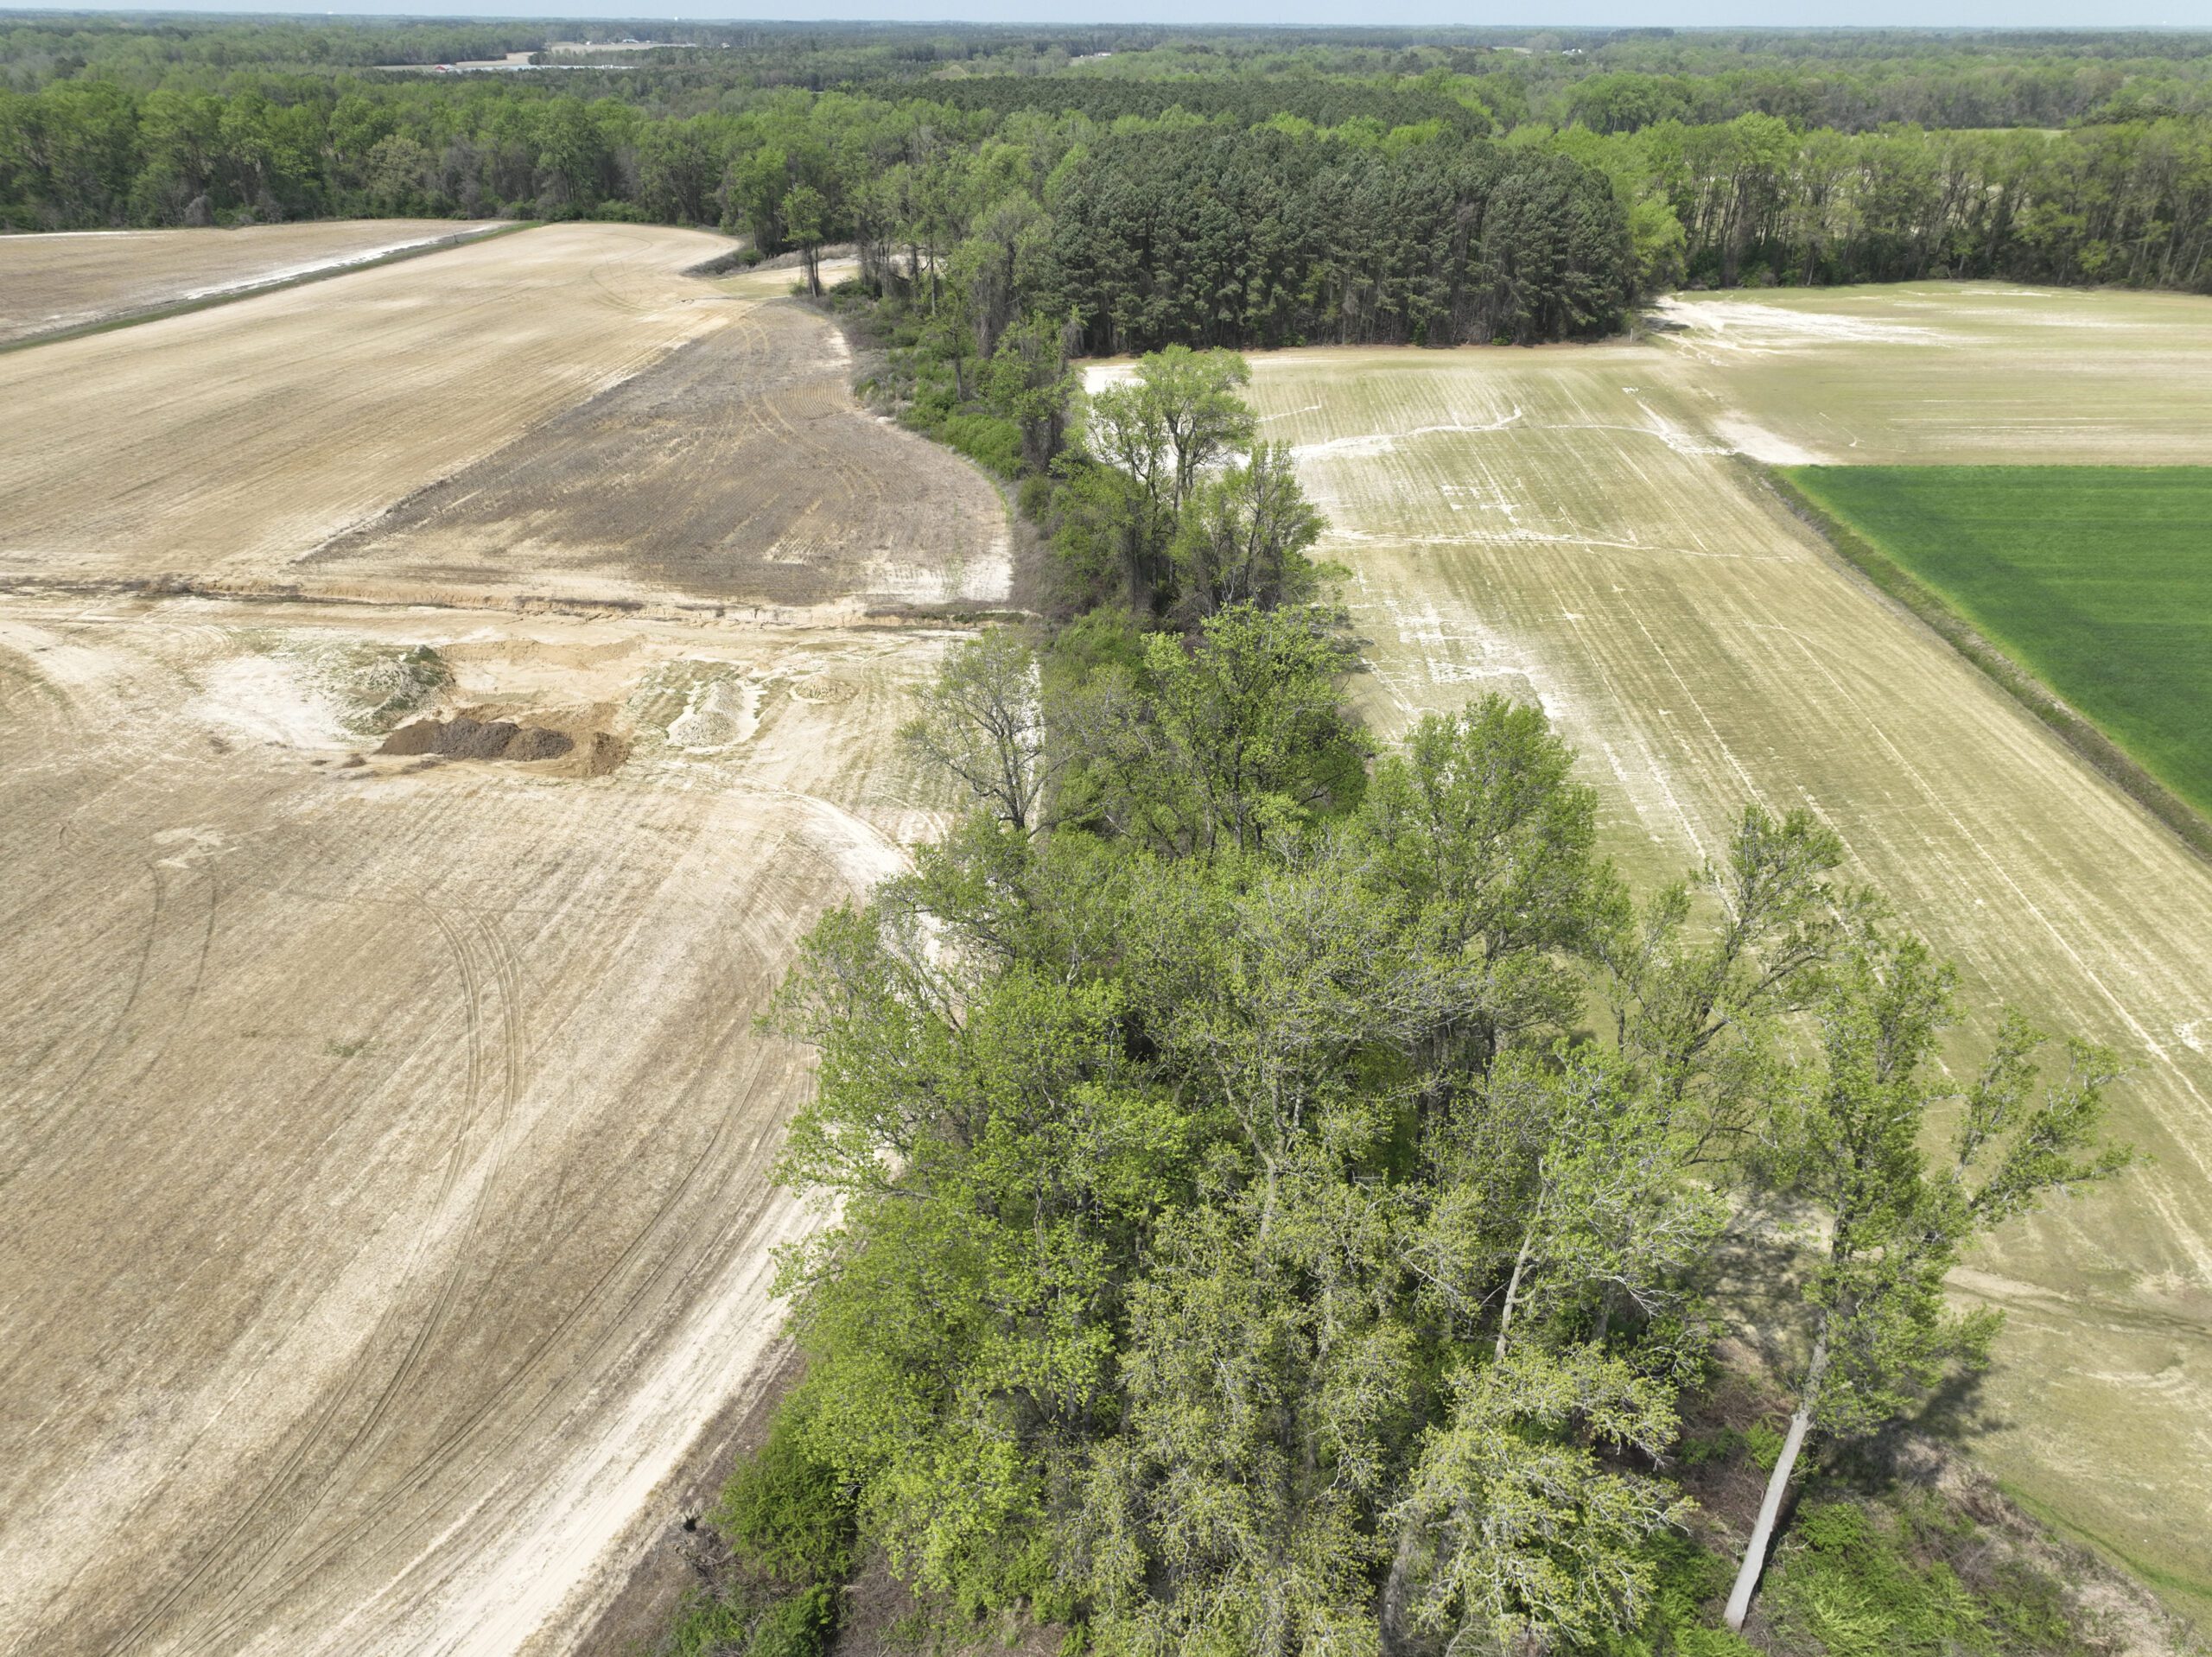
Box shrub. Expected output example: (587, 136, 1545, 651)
(713, 1401, 856, 1585)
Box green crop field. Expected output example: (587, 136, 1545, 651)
(1787, 466, 2212, 820)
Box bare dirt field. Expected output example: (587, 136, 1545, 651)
(0, 224, 1003, 1654)
(0, 221, 724, 594)
(0, 223, 1003, 615)
(1216, 285, 2212, 1612)
(0, 219, 493, 346)
(1653, 282, 2212, 463)
(314, 299, 1007, 613)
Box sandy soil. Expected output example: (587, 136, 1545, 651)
(1227, 286, 2212, 1612)
(314, 300, 1008, 613)
(1654, 282, 2212, 463)
(0, 225, 1002, 617)
(0, 223, 999, 1654)
(0, 223, 732, 591)
(0, 220, 494, 346)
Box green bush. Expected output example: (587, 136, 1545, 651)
(750, 1584, 837, 1657)
(1741, 1420, 1785, 1472)
(713, 1400, 856, 1584)
(1586, 1532, 1749, 1655)
(666, 1589, 761, 1657)
(1770, 1500, 1990, 1657)
(934, 411, 1025, 478)
(665, 1584, 836, 1657)
(1671, 1630, 1759, 1657)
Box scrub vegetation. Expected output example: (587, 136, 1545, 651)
(1783, 467, 2212, 823)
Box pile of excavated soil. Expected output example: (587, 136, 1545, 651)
(379, 714, 571, 762)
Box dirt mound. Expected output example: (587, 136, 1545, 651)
(379, 714, 573, 763)
(573, 730, 629, 778)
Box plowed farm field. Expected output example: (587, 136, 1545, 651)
(0, 224, 1003, 1654)
(0, 219, 495, 346)
(1220, 283, 2212, 1613)
(0, 221, 1006, 613)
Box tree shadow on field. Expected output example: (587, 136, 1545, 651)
(1706, 1196, 2009, 1458)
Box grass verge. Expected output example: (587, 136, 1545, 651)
(1762, 466, 2212, 865)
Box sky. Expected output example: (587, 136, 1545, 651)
(15, 0, 2212, 25)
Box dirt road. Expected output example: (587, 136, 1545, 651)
(0, 225, 1002, 1654)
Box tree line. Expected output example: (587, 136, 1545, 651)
(1567, 111, 2212, 293)
(0, 80, 1640, 346)
(667, 352, 2133, 1654)
(8, 48, 2210, 304)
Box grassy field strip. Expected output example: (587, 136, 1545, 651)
(1249, 332, 2212, 1616)
(1786, 466, 2212, 822)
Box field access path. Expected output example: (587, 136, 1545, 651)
(0, 225, 1005, 1654)
(1230, 285, 2212, 1609)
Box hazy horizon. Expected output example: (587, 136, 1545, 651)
(9, 2, 2211, 29)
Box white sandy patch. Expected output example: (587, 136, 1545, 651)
(668, 675, 763, 750)
(174, 231, 488, 303)
(866, 514, 1013, 606)
(1710, 414, 1826, 466)
(188, 655, 344, 749)
(1294, 407, 1522, 460)
(1654, 295, 1958, 352)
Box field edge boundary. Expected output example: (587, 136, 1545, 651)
(0, 219, 536, 355)
(1757, 464, 2212, 867)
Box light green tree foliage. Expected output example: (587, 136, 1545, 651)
(758, 619, 2129, 1653)
(1081, 346, 1255, 609)
(1064, 602, 1370, 856)
(1168, 441, 1328, 625)
(1392, 1345, 1690, 1654)
(1357, 699, 1624, 1082)
(1721, 934, 2131, 1629)
(899, 628, 1055, 834)
(1051, 346, 1330, 625)
(780, 178, 827, 295)
(1603, 806, 1869, 1161)
(1459, 1051, 1723, 1365)
(982, 312, 1078, 473)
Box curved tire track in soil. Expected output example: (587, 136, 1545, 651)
(93, 902, 518, 1654)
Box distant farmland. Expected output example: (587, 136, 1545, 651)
(1789, 466, 2212, 819)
